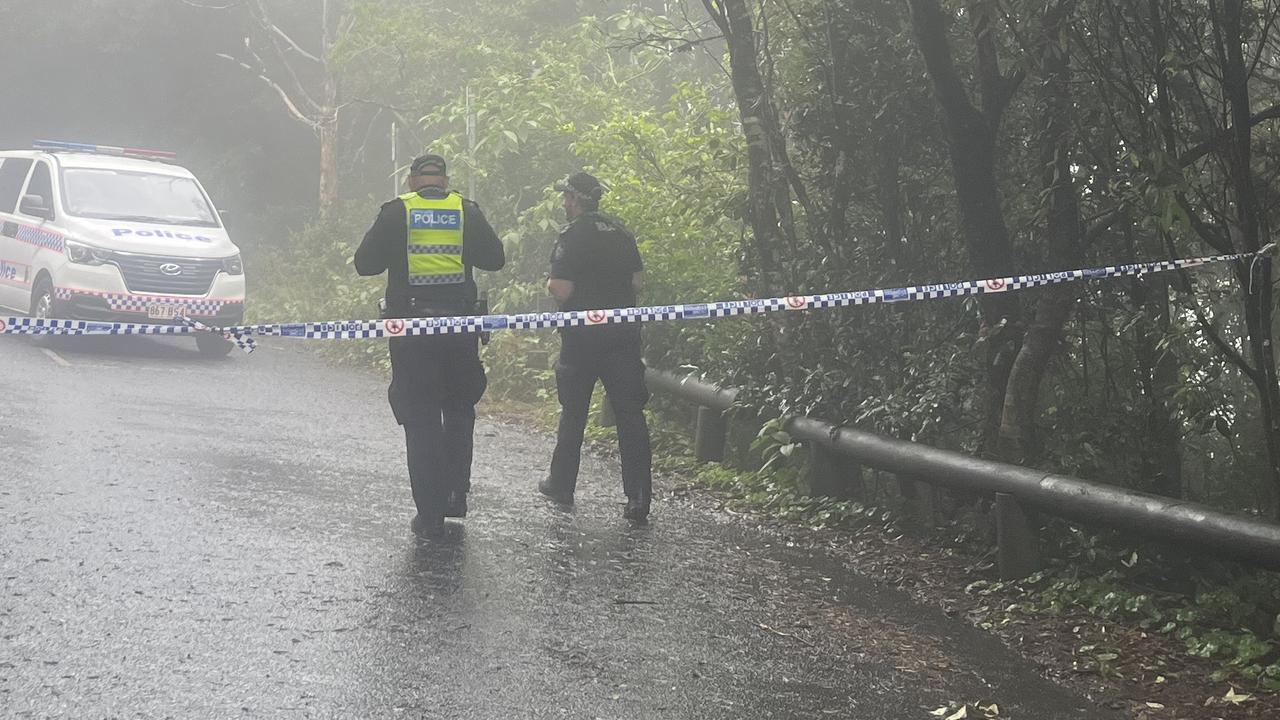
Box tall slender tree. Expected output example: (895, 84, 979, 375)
(206, 0, 353, 215)
(906, 0, 1025, 454)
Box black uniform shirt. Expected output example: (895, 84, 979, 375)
(354, 187, 505, 312)
(549, 212, 643, 312)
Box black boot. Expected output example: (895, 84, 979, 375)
(411, 512, 445, 537)
(537, 478, 574, 505)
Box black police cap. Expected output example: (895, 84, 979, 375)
(410, 154, 447, 176)
(554, 172, 605, 201)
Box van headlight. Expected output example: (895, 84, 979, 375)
(66, 241, 113, 266)
(221, 254, 244, 275)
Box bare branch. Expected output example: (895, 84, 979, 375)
(242, 0, 322, 64)
(266, 22, 323, 64)
(242, 35, 322, 113)
(350, 105, 385, 169)
(216, 53, 318, 130)
(682, 0, 730, 77)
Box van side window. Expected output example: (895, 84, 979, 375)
(0, 158, 34, 214)
(23, 162, 54, 218)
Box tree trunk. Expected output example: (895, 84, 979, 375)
(907, 0, 1022, 455)
(1139, 0, 1184, 498)
(997, 1, 1084, 463)
(317, 57, 340, 216)
(318, 112, 338, 217)
(703, 0, 788, 295)
(1220, 0, 1280, 516)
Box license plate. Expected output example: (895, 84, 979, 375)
(147, 303, 184, 320)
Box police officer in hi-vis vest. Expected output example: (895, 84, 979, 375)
(538, 172, 653, 521)
(355, 154, 505, 537)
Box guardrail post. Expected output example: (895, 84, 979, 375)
(898, 476, 938, 527)
(695, 406, 728, 462)
(996, 492, 1040, 579)
(808, 445, 839, 497)
(808, 445, 862, 499)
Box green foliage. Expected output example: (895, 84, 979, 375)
(248, 201, 390, 369)
(401, 11, 744, 393)
(702, 0, 1280, 517)
(650, 412, 897, 530)
(966, 548, 1280, 689)
(751, 418, 800, 473)
(256, 8, 746, 401)
(692, 461, 896, 530)
(483, 327, 557, 403)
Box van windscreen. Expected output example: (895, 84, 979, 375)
(62, 168, 219, 227)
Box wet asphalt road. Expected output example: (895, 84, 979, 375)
(0, 335, 1120, 719)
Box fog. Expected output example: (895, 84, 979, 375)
(0, 1, 322, 252)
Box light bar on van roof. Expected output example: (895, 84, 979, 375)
(33, 140, 177, 160)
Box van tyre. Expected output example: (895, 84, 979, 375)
(29, 278, 58, 347)
(196, 332, 234, 358)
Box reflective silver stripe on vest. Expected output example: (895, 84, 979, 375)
(408, 244, 463, 255)
(408, 272, 468, 286)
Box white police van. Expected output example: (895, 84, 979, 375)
(0, 141, 245, 356)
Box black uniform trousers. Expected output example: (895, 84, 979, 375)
(389, 332, 487, 518)
(547, 329, 652, 500)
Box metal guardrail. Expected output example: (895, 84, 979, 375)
(646, 367, 1280, 576)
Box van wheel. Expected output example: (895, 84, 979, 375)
(29, 279, 58, 347)
(30, 279, 54, 320)
(196, 331, 234, 358)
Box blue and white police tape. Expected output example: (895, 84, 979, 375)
(181, 315, 258, 353)
(0, 314, 259, 353)
(0, 246, 1272, 346)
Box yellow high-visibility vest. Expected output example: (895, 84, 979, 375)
(401, 190, 465, 286)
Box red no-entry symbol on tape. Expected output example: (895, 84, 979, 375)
(385, 319, 405, 336)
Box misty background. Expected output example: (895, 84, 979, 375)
(0, 0, 689, 259)
(0, 1, 313, 249)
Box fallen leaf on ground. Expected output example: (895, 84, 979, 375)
(1222, 687, 1253, 705)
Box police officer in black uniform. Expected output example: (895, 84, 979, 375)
(355, 154, 505, 537)
(538, 172, 653, 520)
